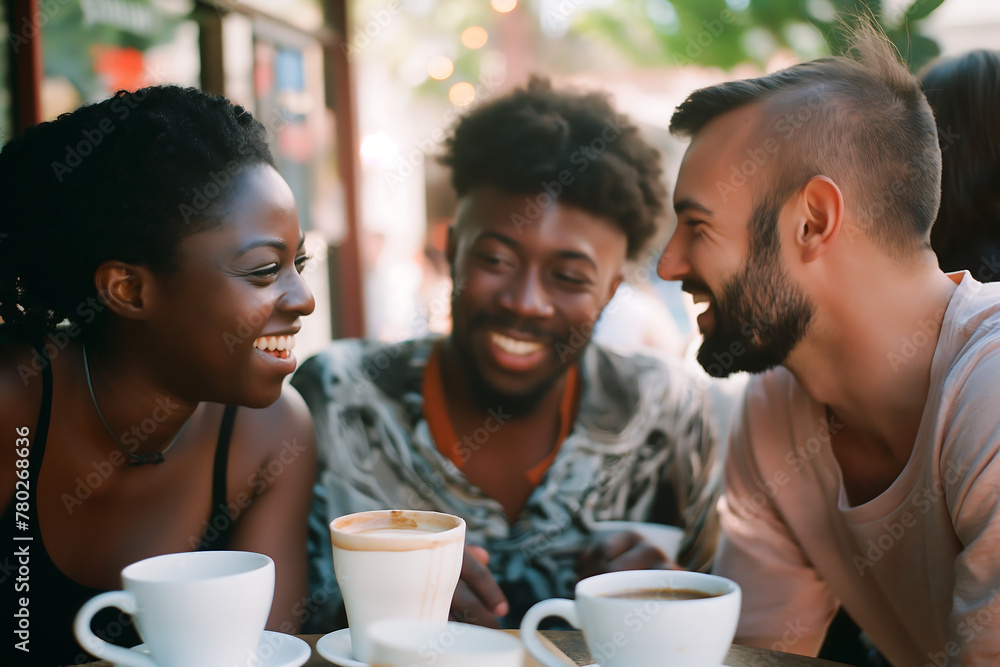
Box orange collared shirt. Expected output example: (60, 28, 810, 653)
(422, 342, 580, 486)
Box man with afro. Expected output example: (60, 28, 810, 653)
(294, 78, 721, 630)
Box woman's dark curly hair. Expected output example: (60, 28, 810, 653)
(439, 77, 667, 259)
(0, 85, 275, 338)
(920, 50, 1000, 276)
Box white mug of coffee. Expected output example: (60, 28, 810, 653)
(591, 521, 685, 562)
(367, 619, 524, 667)
(73, 550, 274, 667)
(330, 509, 466, 662)
(521, 570, 740, 667)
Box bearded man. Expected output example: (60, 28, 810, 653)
(658, 23, 1000, 667)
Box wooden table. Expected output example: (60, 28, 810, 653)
(296, 631, 854, 666)
(87, 631, 851, 666)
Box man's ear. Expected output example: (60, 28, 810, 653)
(93, 261, 156, 320)
(605, 272, 624, 308)
(797, 175, 844, 262)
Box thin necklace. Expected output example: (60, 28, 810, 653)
(82, 343, 188, 466)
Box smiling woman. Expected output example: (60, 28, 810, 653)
(0, 86, 317, 666)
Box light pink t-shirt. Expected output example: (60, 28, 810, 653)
(715, 272, 1000, 667)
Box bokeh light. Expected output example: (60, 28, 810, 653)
(491, 0, 517, 14)
(428, 56, 455, 80)
(461, 26, 489, 49)
(448, 82, 477, 106)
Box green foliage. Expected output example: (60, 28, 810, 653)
(568, 0, 946, 72)
(42, 0, 185, 102)
(346, 0, 947, 105)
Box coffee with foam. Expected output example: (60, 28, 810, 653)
(329, 510, 466, 662)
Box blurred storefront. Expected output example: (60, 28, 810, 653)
(3, 0, 364, 358)
(0, 9, 9, 146)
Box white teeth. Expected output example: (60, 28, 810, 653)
(490, 332, 543, 356)
(253, 335, 295, 353)
(689, 293, 712, 316)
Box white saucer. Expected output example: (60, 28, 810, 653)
(316, 628, 366, 667)
(124, 631, 311, 667)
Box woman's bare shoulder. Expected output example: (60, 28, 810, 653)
(0, 341, 47, 511)
(216, 385, 316, 486)
(0, 341, 46, 429)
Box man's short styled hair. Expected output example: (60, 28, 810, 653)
(440, 77, 667, 259)
(670, 22, 941, 260)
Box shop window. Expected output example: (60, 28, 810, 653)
(1, 10, 11, 145)
(40, 0, 201, 120)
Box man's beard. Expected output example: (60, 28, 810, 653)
(696, 199, 815, 379)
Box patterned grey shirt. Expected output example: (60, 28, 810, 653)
(292, 337, 721, 631)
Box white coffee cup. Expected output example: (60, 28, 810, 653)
(521, 569, 740, 667)
(74, 550, 274, 667)
(591, 521, 685, 562)
(367, 619, 524, 667)
(330, 509, 466, 663)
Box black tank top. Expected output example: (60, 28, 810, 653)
(2, 344, 239, 666)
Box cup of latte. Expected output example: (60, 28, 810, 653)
(520, 569, 740, 667)
(330, 510, 466, 662)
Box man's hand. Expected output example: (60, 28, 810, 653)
(576, 530, 678, 582)
(451, 545, 509, 628)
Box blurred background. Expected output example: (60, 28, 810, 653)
(4, 0, 999, 363)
